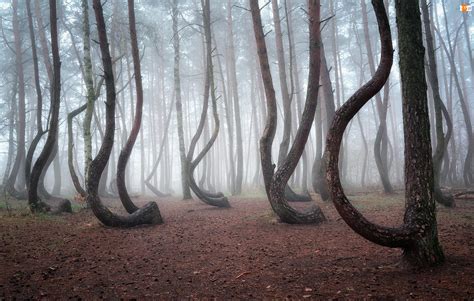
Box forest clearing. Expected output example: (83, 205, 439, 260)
(1, 193, 473, 299)
(0, 0, 473, 298)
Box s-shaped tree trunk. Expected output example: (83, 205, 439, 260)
(28, 0, 71, 214)
(25, 0, 47, 191)
(86, 0, 162, 227)
(185, 0, 229, 208)
(325, 0, 444, 268)
(250, 0, 325, 224)
(116, 0, 163, 214)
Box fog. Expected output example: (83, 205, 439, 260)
(0, 0, 472, 207)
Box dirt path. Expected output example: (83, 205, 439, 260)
(1, 194, 473, 299)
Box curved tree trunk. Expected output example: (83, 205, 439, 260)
(144, 98, 174, 198)
(420, 0, 454, 207)
(24, 0, 47, 191)
(28, 0, 71, 213)
(314, 45, 335, 201)
(270, 0, 310, 203)
(250, 0, 325, 224)
(185, 0, 229, 208)
(373, 79, 393, 193)
(361, 0, 393, 193)
(67, 104, 87, 197)
(3, 83, 17, 188)
(7, 0, 27, 200)
(86, 0, 162, 227)
(325, 0, 444, 267)
(116, 0, 150, 213)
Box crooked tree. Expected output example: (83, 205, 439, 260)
(250, 0, 325, 224)
(86, 0, 162, 227)
(28, 0, 71, 213)
(325, 0, 444, 267)
(185, 0, 229, 208)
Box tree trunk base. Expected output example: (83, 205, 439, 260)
(285, 185, 312, 202)
(402, 232, 445, 268)
(434, 188, 455, 207)
(145, 181, 171, 197)
(90, 197, 163, 227)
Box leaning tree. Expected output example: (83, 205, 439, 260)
(324, 0, 444, 267)
(250, 0, 325, 224)
(85, 0, 162, 227)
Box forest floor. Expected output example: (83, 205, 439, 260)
(0, 192, 473, 299)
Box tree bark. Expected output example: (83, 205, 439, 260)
(25, 0, 46, 190)
(361, 0, 393, 193)
(250, 0, 325, 224)
(86, 0, 162, 227)
(116, 0, 153, 213)
(28, 0, 71, 213)
(325, 0, 444, 267)
(185, 0, 229, 208)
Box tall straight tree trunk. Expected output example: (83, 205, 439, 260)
(214, 39, 236, 193)
(250, 0, 325, 224)
(172, 0, 192, 200)
(226, 0, 243, 195)
(420, 0, 454, 207)
(3, 83, 17, 187)
(325, 0, 444, 268)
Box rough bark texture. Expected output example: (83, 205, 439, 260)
(325, 0, 444, 268)
(86, 0, 162, 227)
(250, 0, 325, 224)
(420, 0, 454, 207)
